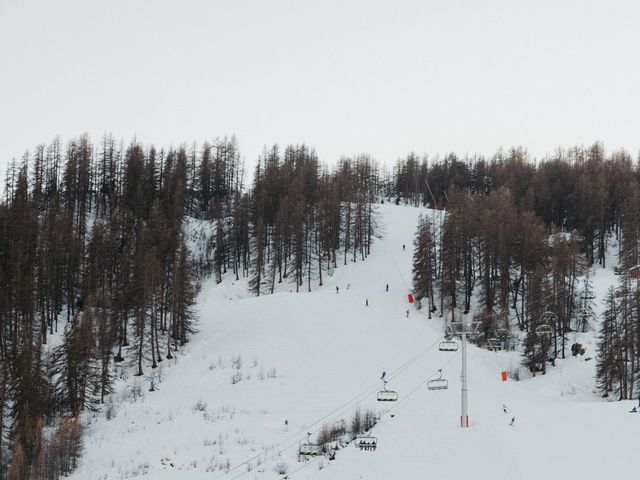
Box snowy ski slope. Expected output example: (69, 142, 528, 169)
(69, 204, 637, 480)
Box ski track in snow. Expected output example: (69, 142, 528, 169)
(69, 204, 637, 480)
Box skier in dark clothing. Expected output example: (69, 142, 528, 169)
(336, 286, 339, 294)
(365, 299, 369, 306)
(386, 284, 389, 292)
(402, 244, 405, 251)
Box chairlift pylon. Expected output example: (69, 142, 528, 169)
(354, 434, 377, 451)
(427, 369, 448, 390)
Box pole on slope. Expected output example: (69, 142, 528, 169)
(461, 331, 469, 428)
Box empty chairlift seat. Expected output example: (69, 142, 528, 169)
(377, 389, 398, 401)
(299, 433, 322, 457)
(377, 377, 398, 402)
(535, 324, 553, 336)
(299, 443, 322, 457)
(487, 338, 503, 351)
(496, 328, 510, 339)
(427, 369, 448, 390)
(439, 340, 458, 352)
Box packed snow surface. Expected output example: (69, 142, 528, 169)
(70, 204, 637, 480)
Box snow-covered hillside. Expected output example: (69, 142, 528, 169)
(70, 204, 637, 480)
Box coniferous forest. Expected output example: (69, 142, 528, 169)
(405, 144, 639, 401)
(0, 135, 379, 479)
(1, 137, 640, 478)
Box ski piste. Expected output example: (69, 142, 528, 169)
(68, 204, 639, 480)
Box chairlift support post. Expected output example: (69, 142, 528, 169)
(446, 320, 478, 428)
(461, 331, 469, 428)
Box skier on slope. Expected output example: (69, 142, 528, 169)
(509, 417, 516, 426)
(386, 284, 389, 292)
(336, 286, 339, 294)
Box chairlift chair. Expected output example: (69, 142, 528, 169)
(354, 435, 377, 451)
(299, 433, 322, 457)
(377, 380, 398, 402)
(615, 287, 628, 298)
(535, 324, 553, 337)
(439, 340, 458, 352)
(614, 265, 624, 275)
(487, 338, 503, 351)
(427, 369, 448, 390)
(579, 292, 595, 300)
(496, 328, 510, 339)
(630, 265, 640, 279)
(542, 311, 557, 323)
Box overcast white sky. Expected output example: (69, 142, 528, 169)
(1, 0, 639, 172)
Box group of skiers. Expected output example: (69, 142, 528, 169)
(333, 245, 414, 318)
(336, 281, 412, 318)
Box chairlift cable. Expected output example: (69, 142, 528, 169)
(283, 352, 462, 479)
(212, 336, 443, 480)
(391, 258, 411, 294)
(226, 338, 440, 480)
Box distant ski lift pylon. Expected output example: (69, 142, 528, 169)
(377, 379, 398, 402)
(439, 339, 458, 352)
(427, 369, 448, 390)
(354, 435, 377, 451)
(299, 432, 322, 458)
